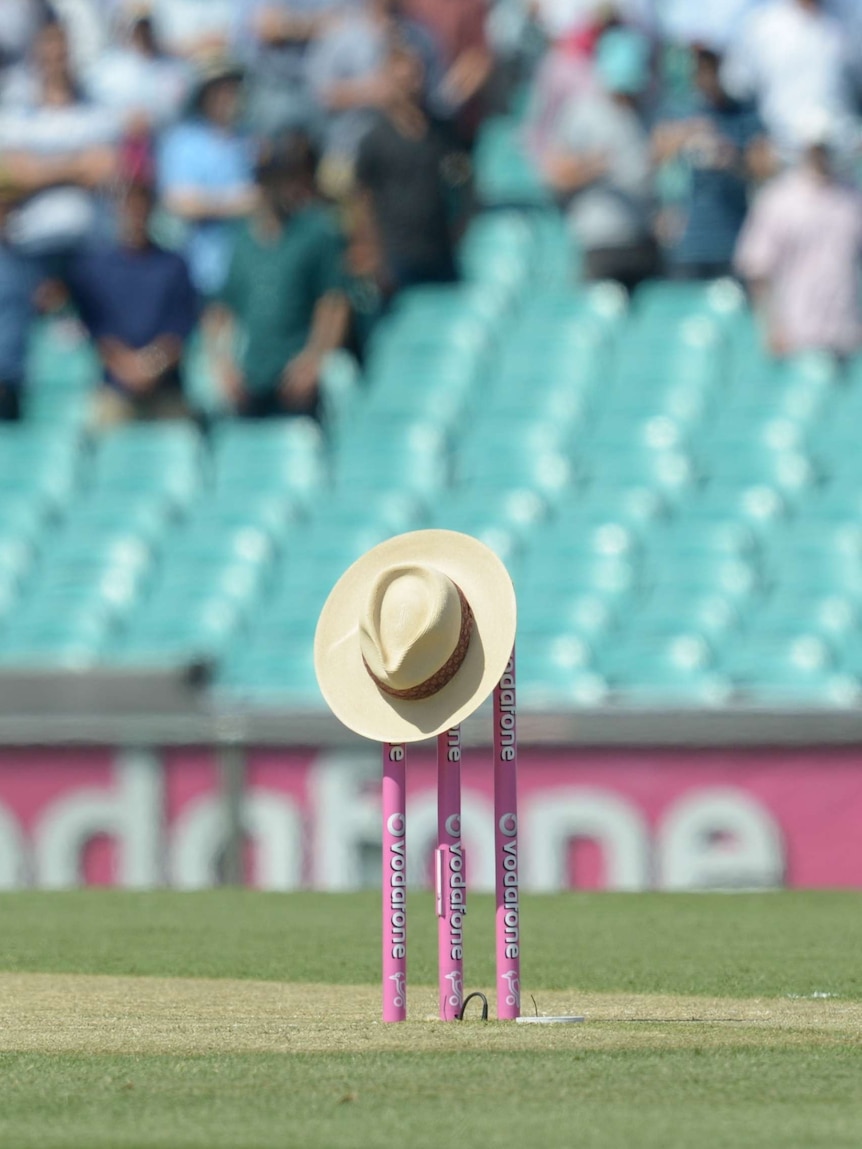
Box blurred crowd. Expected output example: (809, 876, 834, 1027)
(0, 0, 861, 427)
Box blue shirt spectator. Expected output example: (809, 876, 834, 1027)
(157, 59, 256, 297)
(67, 182, 198, 425)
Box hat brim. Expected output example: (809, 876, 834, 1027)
(314, 530, 517, 743)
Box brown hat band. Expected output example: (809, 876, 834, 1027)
(362, 586, 475, 701)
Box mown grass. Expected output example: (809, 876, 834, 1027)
(1, 890, 861, 999)
(1, 891, 862, 1148)
(2, 1047, 862, 1149)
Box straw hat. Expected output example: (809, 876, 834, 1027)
(314, 530, 517, 743)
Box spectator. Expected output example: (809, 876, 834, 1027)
(0, 19, 121, 262)
(402, 0, 492, 145)
(233, 0, 345, 140)
(47, 0, 112, 73)
(541, 26, 657, 290)
(84, 12, 192, 132)
(157, 58, 257, 298)
(722, 0, 861, 160)
(0, 202, 38, 421)
(65, 180, 198, 425)
(734, 113, 862, 358)
(0, 0, 44, 75)
(146, 0, 237, 60)
(354, 40, 460, 294)
(307, 0, 448, 194)
(208, 132, 350, 419)
(653, 45, 772, 280)
(660, 0, 768, 51)
(524, 4, 623, 164)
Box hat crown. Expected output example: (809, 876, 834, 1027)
(359, 564, 463, 693)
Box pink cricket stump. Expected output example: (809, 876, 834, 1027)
(436, 725, 464, 1020)
(382, 742, 408, 1023)
(494, 648, 520, 1019)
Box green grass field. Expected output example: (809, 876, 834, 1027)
(2, 891, 861, 1148)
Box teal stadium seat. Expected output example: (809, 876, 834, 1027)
(553, 486, 667, 529)
(309, 489, 427, 535)
(598, 633, 731, 706)
(473, 116, 551, 208)
(683, 483, 788, 530)
(333, 423, 448, 499)
(515, 648, 608, 708)
(212, 418, 326, 507)
(25, 318, 100, 427)
(720, 635, 858, 706)
(518, 586, 618, 642)
(458, 447, 574, 501)
(632, 278, 746, 328)
(215, 641, 324, 707)
(0, 426, 82, 511)
(90, 422, 204, 510)
(631, 591, 742, 640)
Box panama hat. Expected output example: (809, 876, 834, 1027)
(314, 530, 517, 744)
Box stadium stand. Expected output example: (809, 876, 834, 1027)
(2, 4, 862, 717)
(3, 196, 862, 712)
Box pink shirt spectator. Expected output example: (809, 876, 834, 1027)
(734, 166, 862, 356)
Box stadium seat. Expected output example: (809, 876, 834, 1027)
(515, 651, 609, 708)
(108, 595, 241, 664)
(518, 587, 618, 641)
(746, 591, 860, 643)
(597, 633, 731, 706)
(0, 426, 83, 511)
(553, 486, 667, 530)
(645, 553, 761, 604)
(212, 418, 326, 505)
(578, 447, 698, 501)
(646, 519, 759, 560)
(531, 518, 640, 563)
(309, 489, 427, 535)
(630, 592, 742, 640)
(632, 278, 746, 327)
(26, 318, 100, 392)
(519, 282, 628, 329)
(471, 119, 551, 208)
(62, 491, 178, 544)
(683, 483, 789, 531)
(90, 423, 204, 510)
(720, 635, 858, 706)
(457, 449, 575, 500)
(431, 488, 547, 541)
(517, 549, 641, 603)
(214, 641, 324, 707)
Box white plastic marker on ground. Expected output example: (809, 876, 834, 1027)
(516, 1016, 586, 1025)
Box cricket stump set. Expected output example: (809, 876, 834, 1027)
(381, 650, 519, 1023)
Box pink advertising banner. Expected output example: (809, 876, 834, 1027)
(0, 745, 860, 890)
